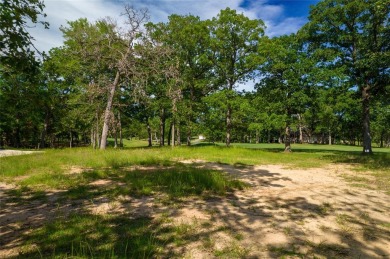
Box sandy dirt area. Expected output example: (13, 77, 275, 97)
(0, 160, 389, 258)
(0, 150, 42, 157)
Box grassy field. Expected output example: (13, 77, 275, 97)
(1, 141, 389, 257)
(1, 140, 389, 191)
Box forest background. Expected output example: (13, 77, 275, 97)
(0, 0, 389, 154)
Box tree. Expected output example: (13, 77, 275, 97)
(145, 15, 213, 146)
(257, 35, 312, 151)
(0, 0, 48, 62)
(209, 8, 265, 146)
(302, 0, 390, 154)
(372, 99, 390, 147)
(59, 6, 150, 149)
(248, 94, 285, 143)
(0, 56, 44, 147)
(0, 0, 49, 148)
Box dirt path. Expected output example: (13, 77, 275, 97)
(177, 162, 390, 258)
(0, 161, 389, 258)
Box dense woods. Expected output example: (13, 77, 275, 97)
(1, 0, 389, 153)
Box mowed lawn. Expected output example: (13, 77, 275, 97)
(0, 141, 389, 258)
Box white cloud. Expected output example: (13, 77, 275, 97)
(129, 0, 243, 21)
(243, 0, 284, 21)
(29, 0, 123, 53)
(265, 17, 307, 37)
(239, 0, 306, 37)
(28, 0, 308, 56)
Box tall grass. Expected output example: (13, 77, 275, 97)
(1, 143, 389, 192)
(122, 166, 245, 198)
(19, 214, 165, 258)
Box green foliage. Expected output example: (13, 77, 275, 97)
(210, 8, 265, 88)
(209, 8, 266, 146)
(1, 4, 389, 152)
(302, 0, 390, 153)
(371, 101, 390, 147)
(0, 57, 47, 147)
(0, 0, 51, 148)
(0, 0, 48, 60)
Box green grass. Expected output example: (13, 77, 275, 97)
(107, 138, 152, 148)
(2, 152, 247, 258)
(1, 142, 389, 257)
(1, 142, 389, 191)
(122, 166, 245, 198)
(19, 214, 167, 258)
(56, 166, 246, 201)
(228, 142, 390, 153)
(214, 242, 250, 258)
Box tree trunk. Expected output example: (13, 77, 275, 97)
(69, 131, 73, 148)
(95, 111, 101, 149)
(328, 127, 332, 145)
(380, 131, 384, 148)
(226, 104, 232, 147)
(114, 128, 118, 149)
(118, 111, 123, 148)
(91, 129, 94, 149)
(39, 110, 49, 149)
(278, 130, 283, 144)
(187, 86, 194, 146)
(113, 113, 118, 149)
(284, 125, 291, 152)
(14, 126, 21, 148)
(159, 108, 165, 146)
(147, 123, 152, 147)
(100, 71, 120, 150)
(91, 129, 96, 149)
(187, 129, 191, 146)
(176, 126, 181, 146)
(168, 122, 172, 146)
(171, 122, 175, 147)
(154, 132, 158, 143)
(362, 86, 372, 154)
(298, 114, 303, 144)
(49, 134, 54, 148)
(268, 130, 271, 143)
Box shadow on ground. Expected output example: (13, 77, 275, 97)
(1, 161, 389, 258)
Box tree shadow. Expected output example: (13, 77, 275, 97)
(1, 161, 389, 258)
(11, 212, 177, 258)
(325, 152, 390, 170)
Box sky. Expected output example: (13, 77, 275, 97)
(29, 0, 320, 54)
(27, 0, 320, 91)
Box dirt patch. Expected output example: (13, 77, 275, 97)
(0, 150, 42, 157)
(1, 162, 389, 258)
(64, 166, 94, 175)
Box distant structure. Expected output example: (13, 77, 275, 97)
(199, 135, 206, 140)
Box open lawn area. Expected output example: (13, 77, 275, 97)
(1, 142, 389, 258)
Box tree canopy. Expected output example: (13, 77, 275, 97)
(0, 0, 48, 61)
(1, 1, 389, 153)
(301, 0, 390, 154)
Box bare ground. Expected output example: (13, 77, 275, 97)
(1, 160, 389, 258)
(0, 150, 42, 157)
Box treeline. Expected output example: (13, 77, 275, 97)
(0, 0, 389, 153)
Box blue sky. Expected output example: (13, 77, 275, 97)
(29, 0, 320, 54)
